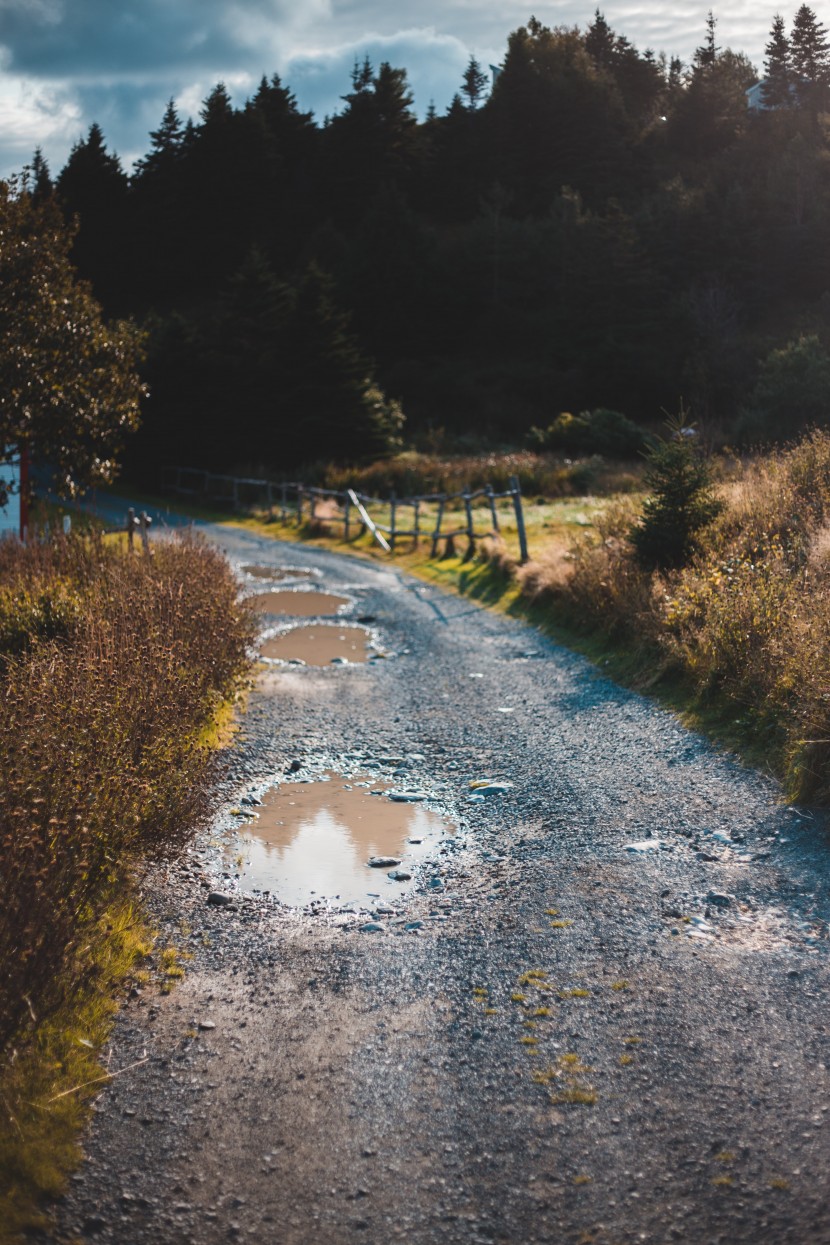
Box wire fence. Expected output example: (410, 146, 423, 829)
(160, 467, 529, 562)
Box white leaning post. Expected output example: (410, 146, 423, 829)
(347, 489, 391, 553)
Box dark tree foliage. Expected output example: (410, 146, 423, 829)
(56, 123, 128, 305)
(461, 56, 489, 110)
(763, 14, 793, 107)
(0, 182, 144, 500)
(34, 4, 830, 482)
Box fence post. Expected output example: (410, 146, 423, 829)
(127, 507, 135, 552)
(486, 483, 500, 534)
(413, 498, 421, 548)
(139, 511, 152, 556)
(309, 490, 317, 523)
(344, 493, 351, 540)
(297, 485, 304, 527)
(232, 478, 240, 512)
(265, 481, 273, 519)
(280, 482, 287, 523)
(509, 475, 529, 563)
(389, 490, 397, 552)
(431, 496, 445, 558)
(463, 489, 475, 561)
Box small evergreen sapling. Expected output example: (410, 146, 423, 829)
(631, 412, 722, 570)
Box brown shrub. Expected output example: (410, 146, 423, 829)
(0, 532, 254, 1057)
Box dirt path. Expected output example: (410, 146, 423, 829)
(52, 528, 830, 1245)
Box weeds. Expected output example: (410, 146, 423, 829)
(0, 532, 254, 1093)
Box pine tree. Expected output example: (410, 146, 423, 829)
(283, 264, 404, 465)
(763, 14, 793, 107)
(25, 148, 52, 204)
(461, 56, 489, 110)
(790, 3, 830, 110)
(585, 9, 616, 68)
(134, 99, 184, 180)
(693, 10, 720, 72)
(56, 123, 128, 303)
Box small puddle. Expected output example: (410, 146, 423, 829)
(251, 590, 349, 617)
(224, 777, 452, 906)
(260, 625, 372, 666)
(242, 565, 317, 581)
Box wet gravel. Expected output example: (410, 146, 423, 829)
(50, 527, 830, 1245)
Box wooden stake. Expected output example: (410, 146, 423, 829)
(509, 474, 529, 563)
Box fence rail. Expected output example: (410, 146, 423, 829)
(160, 466, 529, 562)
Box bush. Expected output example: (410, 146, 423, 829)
(739, 334, 830, 443)
(0, 532, 254, 1058)
(529, 408, 647, 459)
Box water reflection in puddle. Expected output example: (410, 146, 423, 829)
(242, 565, 317, 581)
(224, 778, 452, 907)
(260, 625, 372, 666)
(251, 590, 349, 616)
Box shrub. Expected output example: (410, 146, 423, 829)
(529, 408, 646, 459)
(630, 416, 722, 570)
(0, 532, 254, 1058)
(739, 334, 830, 443)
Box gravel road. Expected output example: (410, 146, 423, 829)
(52, 526, 830, 1245)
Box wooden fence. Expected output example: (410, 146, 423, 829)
(160, 467, 529, 563)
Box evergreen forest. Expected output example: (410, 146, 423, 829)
(24, 5, 830, 478)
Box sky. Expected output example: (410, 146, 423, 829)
(0, 0, 793, 178)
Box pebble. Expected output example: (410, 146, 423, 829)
(626, 840, 667, 853)
(388, 791, 428, 803)
(388, 869, 412, 882)
(470, 782, 513, 797)
(198, 1020, 216, 1031)
(706, 891, 733, 908)
(359, 923, 385, 933)
(367, 856, 401, 868)
(207, 892, 233, 906)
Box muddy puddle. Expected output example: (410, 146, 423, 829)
(242, 565, 317, 581)
(251, 589, 349, 617)
(224, 777, 452, 907)
(260, 625, 372, 666)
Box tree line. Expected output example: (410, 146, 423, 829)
(23, 5, 830, 475)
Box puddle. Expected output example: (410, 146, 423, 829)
(242, 565, 317, 581)
(224, 777, 452, 907)
(251, 590, 349, 617)
(260, 625, 372, 666)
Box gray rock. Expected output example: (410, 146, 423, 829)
(388, 869, 412, 882)
(706, 891, 733, 908)
(198, 1020, 216, 1031)
(367, 856, 401, 868)
(359, 923, 385, 933)
(388, 791, 428, 803)
(207, 892, 233, 906)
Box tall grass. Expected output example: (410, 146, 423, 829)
(0, 533, 254, 1061)
(313, 449, 641, 499)
(522, 429, 830, 801)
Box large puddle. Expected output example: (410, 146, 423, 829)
(242, 565, 317, 581)
(251, 590, 349, 617)
(260, 624, 372, 666)
(223, 777, 452, 907)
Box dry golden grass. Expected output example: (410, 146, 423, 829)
(0, 532, 255, 1060)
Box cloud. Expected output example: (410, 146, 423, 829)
(0, 0, 331, 77)
(281, 28, 489, 122)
